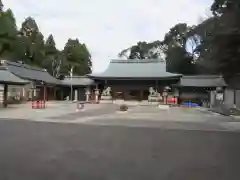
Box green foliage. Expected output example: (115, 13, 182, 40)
(119, 1, 240, 77)
(208, 0, 240, 76)
(0, 0, 3, 12)
(119, 23, 196, 75)
(162, 23, 197, 75)
(61, 38, 92, 75)
(42, 34, 58, 76)
(0, 9, 18, 59)
(0, 8, 92, 77)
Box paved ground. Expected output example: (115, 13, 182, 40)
(0, 120, 240, 180)
(1, 102, 240, 179)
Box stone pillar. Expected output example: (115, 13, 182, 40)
(22, 87, 25, 98)
(85, 88, 90, 102)
(74, 89, 78, 101)
(33, 89, 37, 97)
(95, 89, 99, 103)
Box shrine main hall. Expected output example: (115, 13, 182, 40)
(87, 59, 181, 102)
(62, 59, 227, 105)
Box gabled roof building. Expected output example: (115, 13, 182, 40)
(2, 60, 61, 85)
(88, 59, 181, 80)
(87, 59, 182, 101)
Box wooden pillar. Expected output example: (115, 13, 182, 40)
(112, 89, 115, 100)
(123, 91, 126, 100)
(54, 87, 57, 100)
(3, 84, 8, 108)
(46, 86, 49, 101)
(43, 85, 46, 102)
(140, 90, 143, 101)
(61, 89, 64, 100)
(155, 80, 158, 91)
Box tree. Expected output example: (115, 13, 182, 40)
(0, 9, 18, 59)
(209, 0, 240, 76)
(119, 41, 164, 59)
(61, 38, 92, 76)
(162, 23, 197, 74)
(211, 0, 240, 16)
(119, 23, 198, 75)
(42, 34, 60, 76)
(20, 17, 39, 36)
(20, 17, 45, 65)
(185, 17, 221, 74)
(0, 0, 3, 12)
(0, 5, 93, 75)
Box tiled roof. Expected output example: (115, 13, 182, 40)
(88, 59, 181, 79)
(62, 76, 95, 86)
(2, 60, 61, 85)
(0, 66, 29, 85)
(178, 75, 227, 87)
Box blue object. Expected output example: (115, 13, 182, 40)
(183, 102, 200, 107)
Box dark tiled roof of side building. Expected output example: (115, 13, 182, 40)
(0, 66, 29, 85)
(88, 59, 182, 79)
(177, 75, 227, 87)
(1, 60, 62, 85)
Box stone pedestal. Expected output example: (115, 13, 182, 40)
(100, 96, 112, 104)
(101, 95, 112, 100)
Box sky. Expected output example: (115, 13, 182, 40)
(3, 0, 212, 73)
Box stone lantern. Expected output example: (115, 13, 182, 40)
(173, 88, 179, 105)
(85, 88, 91, 102)
(95, 89, 100, 103)
(163, 86, 171, 104)
(216, 87, 223, 101)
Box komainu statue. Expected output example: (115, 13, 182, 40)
(101, 87, 112, 100)
(148, 87, 162, 102)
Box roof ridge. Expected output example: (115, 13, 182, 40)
(5, 61, 47, 72)
(110, 59, 165, 64)
(65, 76, 88, 78)
(183, 75, 223, 78)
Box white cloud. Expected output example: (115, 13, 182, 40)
(3, 0, 212, 72)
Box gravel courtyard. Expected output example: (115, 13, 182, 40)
(0, 101, 238, 131)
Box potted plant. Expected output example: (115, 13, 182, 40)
(119, 104, 128, 111)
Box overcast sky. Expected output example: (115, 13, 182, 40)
(4, 0, 212, 72)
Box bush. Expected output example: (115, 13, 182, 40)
(120, 104, 128, 111)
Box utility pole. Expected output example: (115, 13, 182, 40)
(70, 66, 73, 101)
